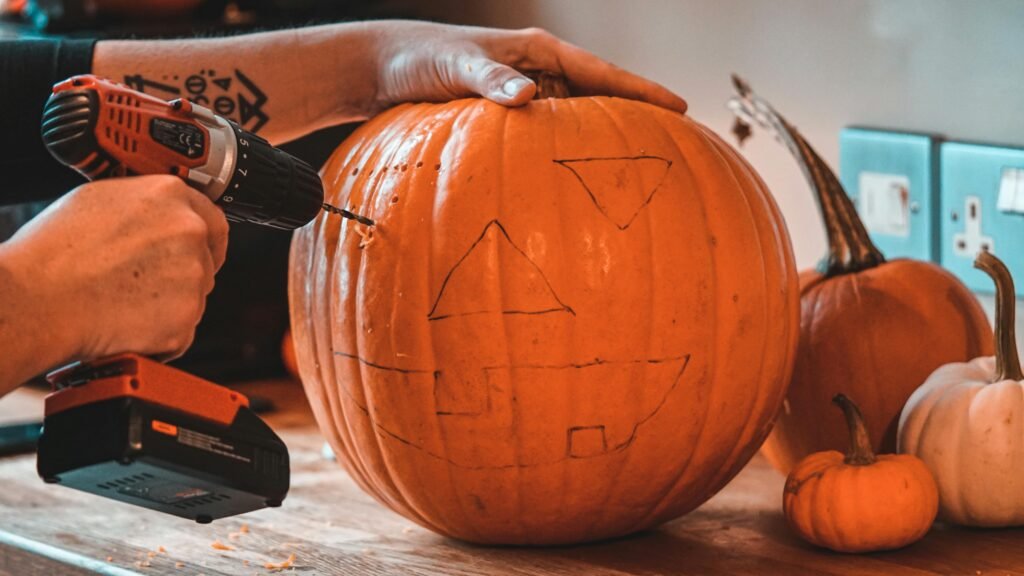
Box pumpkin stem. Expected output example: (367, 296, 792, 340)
(727, 75, 886, 277)
(833, 394, 877, 466)
(974, 251, 1023, 382)
(529, 72, 571, 99)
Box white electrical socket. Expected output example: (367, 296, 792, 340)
(940, 141, 1024, 295)
(953, 195, 994, 257)
(858, 171, 911, 238)
(997, 167, 1024, 214)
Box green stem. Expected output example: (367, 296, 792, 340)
(727, 75, 885, 277)
(832, 394, 877, 466)
(974, 251, 1023, 382)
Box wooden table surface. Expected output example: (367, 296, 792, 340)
(2, 380, 1023, 576)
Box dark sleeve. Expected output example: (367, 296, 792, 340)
(0, 38, 96, 206)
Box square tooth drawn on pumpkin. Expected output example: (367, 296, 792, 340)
(331, 351, 691, 469)
(567, 425, 608, 458)
(427, 219, 574, 322)
(553, 155, 672, 230)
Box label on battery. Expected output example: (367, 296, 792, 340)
(175, 426, 252, 464)
(149, 118, 205, 158)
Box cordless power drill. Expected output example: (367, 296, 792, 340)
(34, 75, 366, 523)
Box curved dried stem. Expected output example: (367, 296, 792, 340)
(833, 394, 877, 466)
(975, 251, 1023, 382)
(529, 72, 570, 99)
(727, 74, 885, 276)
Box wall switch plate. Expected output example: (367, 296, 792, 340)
(839, 128, 940, 262)
(940, 141, 1024, 295)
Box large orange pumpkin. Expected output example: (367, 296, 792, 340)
(728, 76, 992, 474)
(289, 79, 799, 545)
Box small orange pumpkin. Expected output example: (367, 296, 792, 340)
(289, 76, 800, 544)
(728, 76, 992, 473)
(784, 394, 938, 553)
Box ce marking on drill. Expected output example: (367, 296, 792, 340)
(150, 118, 206, 159)
(124, 69, 270, 132)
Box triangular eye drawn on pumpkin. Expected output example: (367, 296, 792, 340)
(426, 219, 574, 321)
(553, 155, 672, 230)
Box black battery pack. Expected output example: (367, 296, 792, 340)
(36, 355, 289, 523)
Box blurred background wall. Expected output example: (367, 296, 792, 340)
(423, 0, 1024, 269)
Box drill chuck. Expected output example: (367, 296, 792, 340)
(218, 125, 323, 230)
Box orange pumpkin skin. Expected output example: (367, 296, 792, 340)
(761, 260, 992, 473)
(281, 330, 299, 380)
(784, 450, 938, 553)
(289, 96, 799, 545)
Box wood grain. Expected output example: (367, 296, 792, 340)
(1, 378, 1022, 575)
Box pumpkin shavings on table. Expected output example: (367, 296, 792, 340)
(264, 552, 297, 571)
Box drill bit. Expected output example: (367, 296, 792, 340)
(322, 203, 376, 227)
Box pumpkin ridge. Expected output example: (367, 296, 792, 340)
(626, 116, 765, 528)
(616, 117, 715, 532)
(551, 95, 579, 543)
(919, 381, 966, 520)
(343, 113, 425, 517)
(310, 119, 392, 491)
(312, 152, 386, 503)
(494, 100, 529, 543)
(487, 101, 525, 542)
(422, 100, 493, 541)
(812, 466, 841, 547)
(953, 387, 976, 523)
(358, 104, 470, 536)
(580, 96, 664, 537)
(658, 122, 780, 521)
(846, 274, 889, 450)
(746, 165, 804, 468)
(343, 128, 434, 528)
(291, 208, 366, 488)
(801, 283, 828, 461)
(697, 125, 780, 489)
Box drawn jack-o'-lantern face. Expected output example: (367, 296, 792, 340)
(289, 96, 798, 545)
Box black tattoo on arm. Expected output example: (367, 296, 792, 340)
(123, 68, 269, 132)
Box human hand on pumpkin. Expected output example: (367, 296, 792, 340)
(0, 176, 227, 393)
(368, 20, 687, 113)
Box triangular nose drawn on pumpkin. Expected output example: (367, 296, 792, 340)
(554, 155, 672, 230)
(427, 220, 574, 321)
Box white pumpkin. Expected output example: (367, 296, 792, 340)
(898, 251, 1022, 527)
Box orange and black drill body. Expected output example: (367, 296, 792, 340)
(41, 75, 324, 229)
